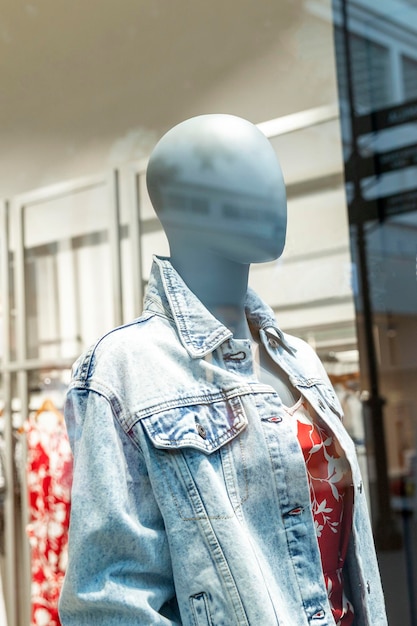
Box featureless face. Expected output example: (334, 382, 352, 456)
(147, 114, 287, 265)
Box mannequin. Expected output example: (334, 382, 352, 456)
(59, 114, 387, 626)
(146, 113, 297, 406)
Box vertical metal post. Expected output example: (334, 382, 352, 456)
(339, 0, 401, 550)
(17, 367, 30, 626)
(129, 169, 144, 316)
(0, 200, 17, 626)
(109, 170, 123, 327)
(14, 201, 32, 625)
(2, 371, 15, 626)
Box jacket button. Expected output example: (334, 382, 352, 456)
(196, 423, 207, 439)
(288, 506, 304, 516)
(268, 338, 279, 349)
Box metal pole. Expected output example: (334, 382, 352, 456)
(0, 200, 17, 626)
(339, 0, 401, 550)
(128, 167, 144, 317)
(109, 170, 123, 327)
(14, 201, 32, 625)
(402, 506, 417, 626)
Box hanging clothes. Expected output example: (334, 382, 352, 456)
(286, 398, 355, 625)
(25, 401, 73, 626)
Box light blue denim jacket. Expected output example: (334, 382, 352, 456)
(59, 256, 387, 626)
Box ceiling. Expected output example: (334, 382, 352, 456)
(1, 1, 303, 140)
(1, 0, 340, 195)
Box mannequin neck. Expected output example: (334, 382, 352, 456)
(170, 246, 251, 339)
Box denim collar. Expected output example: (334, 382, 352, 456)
(144, 256, 291, 359)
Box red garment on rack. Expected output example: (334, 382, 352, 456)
(290, 400, 355, 625)
(25, 413, 73, 626)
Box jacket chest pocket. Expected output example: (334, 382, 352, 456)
(139, 395, 249, 521)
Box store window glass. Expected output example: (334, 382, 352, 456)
(1, 0, 416, 624)
(402, 55, 417, 100)
(332, 0, 417, 622)
(16, 179, 118, 361)
(334, 31, 391, 113)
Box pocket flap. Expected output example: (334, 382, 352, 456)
(140, 396, 247, 454)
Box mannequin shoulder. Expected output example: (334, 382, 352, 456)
(70, 311, 164, 381)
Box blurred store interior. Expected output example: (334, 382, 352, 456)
(0, 0, 416, 624)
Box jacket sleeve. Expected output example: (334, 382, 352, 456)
(58, 386, 180, 625)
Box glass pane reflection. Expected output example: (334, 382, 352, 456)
(23, 185, 115, 360)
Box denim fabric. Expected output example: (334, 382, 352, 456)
(59, 256, 387, 626)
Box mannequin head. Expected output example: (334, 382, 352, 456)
(146, 114, 287, 265)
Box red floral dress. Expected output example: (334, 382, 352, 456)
(286, 398, 355, 625)
(25, 413, 73, 626)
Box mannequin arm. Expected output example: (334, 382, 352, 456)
(59, 389, 180, 625)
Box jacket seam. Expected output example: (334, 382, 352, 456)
(131, 386, 269, 421)
(76, 311, 156, 382)
(68, 380, 133, 438)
